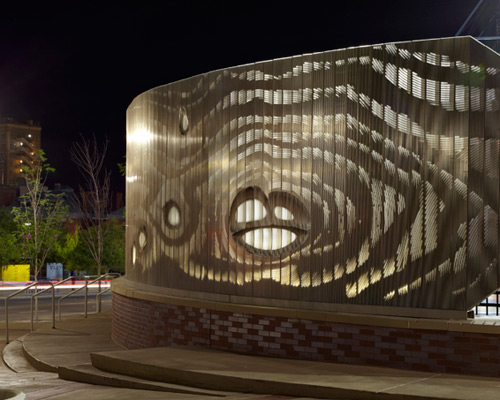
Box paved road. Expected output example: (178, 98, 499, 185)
(0, 292, 112, 322)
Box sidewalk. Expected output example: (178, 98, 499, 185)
(4, 311, 500, 399)
(2, 314, 264, 399)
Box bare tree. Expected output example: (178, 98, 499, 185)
(70, 137, 111, 287)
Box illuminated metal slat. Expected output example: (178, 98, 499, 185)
(322, 50, 335, 297)
(207, 71, 219, 288)
(301, 53, 314, 297)
(421, 38, 440, 310)
(357, 45, 374, 305)
(403, 40, 424, 309)
(310, 51, 325, 298)
(435, 39, 454, 310)
(275, 56, 288, 295)
(466, 40, 486, 310)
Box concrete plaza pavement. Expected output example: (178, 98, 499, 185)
(0, 314, 308, 399)
(2, 311, 500, 399)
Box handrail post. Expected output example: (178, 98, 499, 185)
(34, 283, 38, 324)
(97, 278, 102, 312)
(49, 275, 77, 322)
(94, 273, 118, 314)
(30, 296, 34, 332)
(57, 276, 91, 321)
(30, 283, 37, 332)
(56, 273, 117, 321)
(5, 298, 9, 344)
(52, 283, 55, 328)
(5, 281, 44, 344)
(84, 277, 88, 318)
(96, 287, 111, 312)
(31, 282, 55, 332)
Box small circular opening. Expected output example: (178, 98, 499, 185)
(179, 107, 189, 134)
(138, 228, 147, 249)
(164, 200, 181, 229)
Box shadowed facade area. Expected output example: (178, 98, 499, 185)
(124, 36, 500, 319)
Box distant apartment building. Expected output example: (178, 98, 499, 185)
(0, 118, 41, 187)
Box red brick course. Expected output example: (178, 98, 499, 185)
(112, 292, 500, 377)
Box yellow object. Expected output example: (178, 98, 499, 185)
(1, 265, 30, 281)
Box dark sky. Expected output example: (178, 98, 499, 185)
(0, 1, 478, 193)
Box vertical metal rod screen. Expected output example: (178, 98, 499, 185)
(126, 37, 500, 315)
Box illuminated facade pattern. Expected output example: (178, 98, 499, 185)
(126, 37, 500, 315)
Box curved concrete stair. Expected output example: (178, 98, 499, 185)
(90, 346, 500, 400)
(2, 336, 38, 373)
(21, 340, 58, 373)
(90, 347, 420, 400)
(58, 364, 226, 397)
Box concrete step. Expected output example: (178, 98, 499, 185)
(58, 364, 226, 397)
(2, 335, 38, 373)
(89, 347, 389, 400)
(21, 311, 120, 374)
(21, 339, 58, 373)
(90, 346, 500, 400)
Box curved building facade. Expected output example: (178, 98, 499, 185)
(113, 37, 500, 374)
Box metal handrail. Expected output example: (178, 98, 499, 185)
(58, 273, 119, 320)
(30, 276, 76, 331)
(86, 273, 120, 315)
(96, 287, 111, 311)
(58, 277, 88, 321)
(53, 275, 78, 288)
(5, 275, 119, 343)
(30, 282, 54, 331)
(5, 282, 38, 344)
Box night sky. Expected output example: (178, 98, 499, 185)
(0, 1, 478, 194)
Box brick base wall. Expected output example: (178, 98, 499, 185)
(112, 292, 500, 377)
